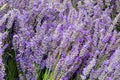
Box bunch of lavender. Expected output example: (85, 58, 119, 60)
(0, 32, 6, 80)
(1, 0, 120, 80)
(0, 4, 16, 79)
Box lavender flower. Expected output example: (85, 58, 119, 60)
(1, 0, 120, 80)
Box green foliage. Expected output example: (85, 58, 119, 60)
(95, 55, 108, 70)
(115, 25, 120, 32)
(42, 50, 62, 80)
(3, 49, 19, 80)
(0, 3, 7, 11)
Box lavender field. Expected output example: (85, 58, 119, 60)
(0, 0, 120, 80)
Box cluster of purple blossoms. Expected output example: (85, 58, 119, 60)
(0, 0, 120, 80)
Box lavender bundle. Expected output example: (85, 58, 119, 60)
(0, 0, 120, 80)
